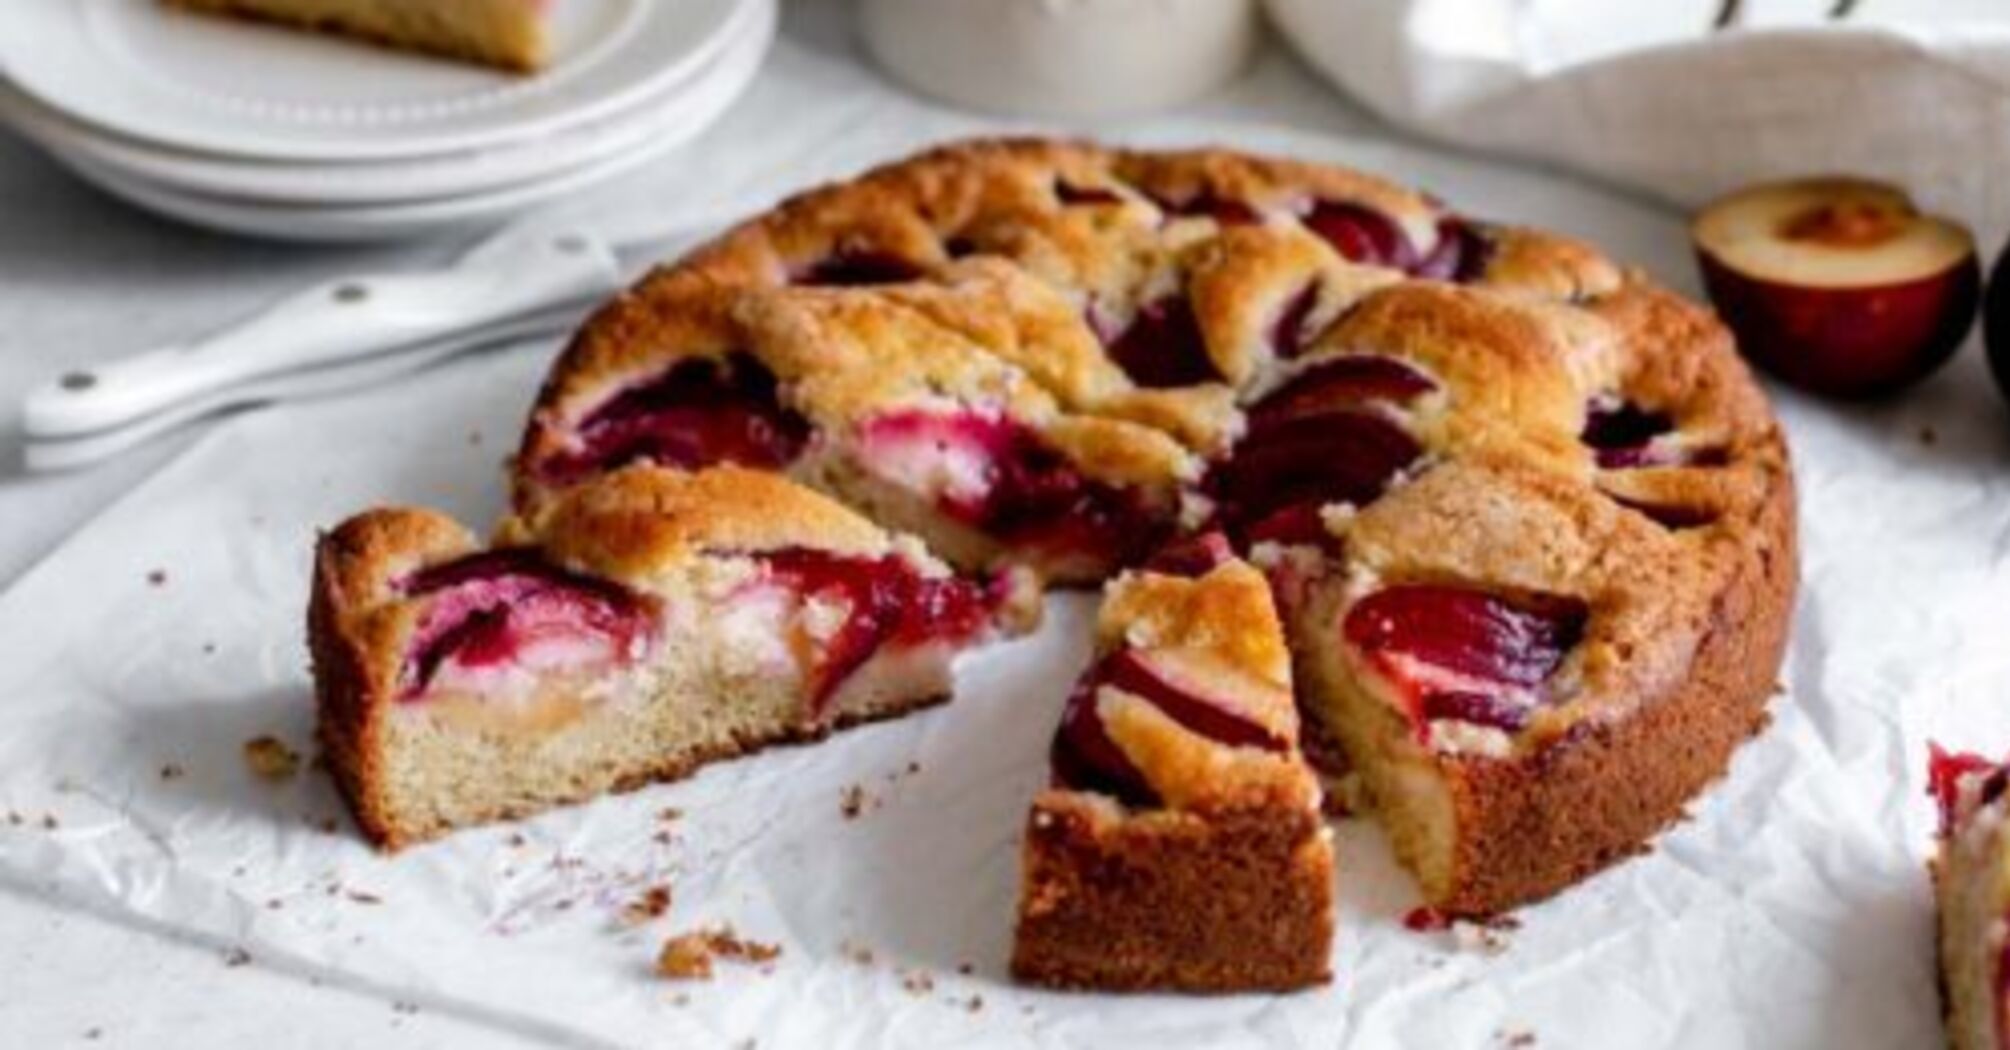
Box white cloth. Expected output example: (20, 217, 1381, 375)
(1268, 0, 2010, 244)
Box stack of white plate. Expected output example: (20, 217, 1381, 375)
(0, 0, 775, 242)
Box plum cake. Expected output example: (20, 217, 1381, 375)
(164, 0, 552, 72)
(1933, 746, 2010, 1050)
(308, 464, 1037, 848)
(1013, 533, 1335, 991)
(310, 137, 1796, 991)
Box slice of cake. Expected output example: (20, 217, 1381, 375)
(1932, 745, 2010, 1050)
(1012, 533, 1335, 991)
(308, 464, 1038, 849)
(164, 0, 552, 72)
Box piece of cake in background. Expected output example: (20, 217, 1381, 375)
(162, 0, 552, 72)
(1931, 745, 2010, 1050)
(1012, 533, 1335, 991)
(308, 464, 1039, 849)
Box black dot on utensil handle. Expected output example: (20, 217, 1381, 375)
(333, 284, 369, 303)
(60, 372, 96, 392)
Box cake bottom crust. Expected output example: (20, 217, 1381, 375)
(1011, 795, 1335, 993)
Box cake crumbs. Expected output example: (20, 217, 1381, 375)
(146, 569, 167, 587)
(622, 885, 674, 925)
(839, 784, 868, 819)
(1451, 915, 1519, 955)
(159, 763, 185, 781)
(840, 939, 876, 966)
(1496, 1030, 1537, 1048)
(656, 926, 781, 980)
(899, 969, 934, 995)
(265, 898, 283, 910)
(223, 947, 252, 968)
(83, 1028, 102, 1041)
(392, 1001, 420, 1016)
(243, 736, 301, 780)
(506, 832, 527, 848)
(40, 815, 59, 831)
(5, 811, 20, 826)
(956, 962, 973, 976)
(201, 642, 217, 655)
(345, 890, 383, 906)
(964, 994, 984, 1013)
(658, 807, 683, 822)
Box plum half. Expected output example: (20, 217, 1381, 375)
(1691, 176, 1979, 399)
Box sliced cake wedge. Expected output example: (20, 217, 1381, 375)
(1932, 745, 2010, 1050)
(1012, 533, 1334, 991)
(308, 464, 1038, 849)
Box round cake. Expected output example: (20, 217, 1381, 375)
(310, 137, 1797, 994)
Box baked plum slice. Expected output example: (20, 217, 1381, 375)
(757, 548, 1000, 713)
(1093, 294, 1223, 389)
(535, 354, 809, 484)
(1581, 395, 1727, 470)
(1210, 355, 1437, 544)
(1344, 584, 1587, 738)
(1050, 648, 1288, 805)
(857, 409, 1168, 569)
(399, 550, 654, 698)
(794, 250, 927, 287)
(1303, 203, 1491, 282)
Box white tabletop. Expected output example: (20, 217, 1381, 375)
(0, 3, 1403, 1045)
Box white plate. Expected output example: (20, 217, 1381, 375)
(44, 0, 773, 243)
(0, 0, 750, 162)
(0, 0, 772, 205)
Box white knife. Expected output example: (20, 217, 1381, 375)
(19, 201, 760, 470)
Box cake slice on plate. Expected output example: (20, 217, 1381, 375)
(1932, 745, 2010, 1050)
(1012, 532, 1334, 991)
(308, 464, 1038, 849)
(164, 0, 552, 72)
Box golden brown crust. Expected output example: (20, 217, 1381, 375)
(1012, 794, 1334, 992)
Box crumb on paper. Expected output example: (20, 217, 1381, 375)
(506, 832, 528, 848)
(656, 926, 780, 981)
(265, 898, 283, 910)
(40, 814, 58, 831)
(146, 569, 167, 587)
(658, 807, 683, 823)
(244, 735, 301, 780)
(345, 890, 383, 906)
(1451, 917, 1516, 955)
(623, 885, 674, 925)
(900, 969, 934, 995)
(467, 430, 484, 447)
(965, 994, 984, 1013)
(159, 763, 185, 781)
(1496, 1030, 1536, 1048)
(223, 947, 251, 968)
(839, 784, 867, 820)
(201, 642, 217, 655)
(956, 961, 973, 976)
(392, 1001, 419, 1016)
(5, 811, 20, 826)
(841, 939, 875, 966)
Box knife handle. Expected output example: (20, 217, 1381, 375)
(20, 231, 621, 439)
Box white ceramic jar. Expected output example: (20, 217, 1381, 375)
(859, 0, 1259, 119)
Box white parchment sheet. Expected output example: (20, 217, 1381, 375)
(2, 127, 2004, 1048)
